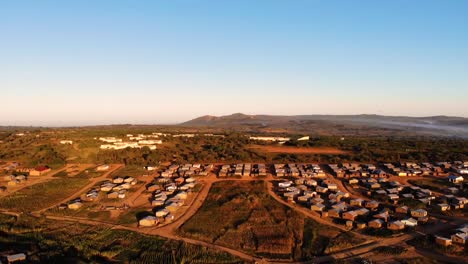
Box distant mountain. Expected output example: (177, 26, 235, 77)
(181, 113, 468, 138)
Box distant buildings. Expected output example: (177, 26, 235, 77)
(249, 136, 290, 142)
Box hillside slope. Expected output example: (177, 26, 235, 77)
(181, 113, 468, 138)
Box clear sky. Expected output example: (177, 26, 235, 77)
(1, 0, 467, 126)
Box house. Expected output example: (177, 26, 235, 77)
(155, 209, 170, 217)
(342, 211, 358, 221)
(96, 165, 110, 171)
(454, 197, 468, 206)
(448, 175, 464, 183)
(401, 218, 418, 227)
(451, 233, 468, 244)
(311, 203, 326, 212)
(316, 186, 328, 193)
(139, 216, 158, 227)
(348, 178, 359, 184)
(6, 253, 27, 263)
(395, 206, 409, 214)
(411, 209, 428, 218)
(437, 203, 450, 211)
(355, 222, 367, 229)
(305, 179, 317, 186)
(332, 202, 347, 211)
(435, 236, 452, 246)
(311, 197, 324, 204)
(29, 165, 51, 176)
(368, 219, 384, 228)
(355, 208, 370, 216)
(278, 181, 292, 188)
(365, 200, 379, 210)
(388, 221, 405, 231)
(118, 191, 126, 199)
(146, 184, 160, 192)
(368, 182, 381, 189)
(60, 140, 73, 144)
(68, 201, 83, 210)
(373, 212, 389, 222)
(113, 177, 124, 184)
(166, 202, 181, 212)
(350, 198, 364, 207)
(328, 209, 341, 218)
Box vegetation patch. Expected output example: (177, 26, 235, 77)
(0, 214, 244, 263)
(179, 181, 347, 260)
(0, 177, 89, 212)
(374, 245, 407, 255)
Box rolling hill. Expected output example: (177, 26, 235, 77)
(181, 113, 468, 138)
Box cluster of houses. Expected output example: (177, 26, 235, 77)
(160, 164, 213, 178)
(139, 166, 199, 227)
(171, 133, 225, 138)
(327, 161, 468, 178)
(98, 176, 137, 200)
(16, 165, 51, 176)
(435, 224, 468, 247)
(218, 163, 267, 177)
(274, 164, 326, 178)
(329, 163, 387, 178)
(249, 136, 291, 143)
(58, 176, 138, 211)
(382, 161, 468, 177)
(338, 173, 467, 215)
(3, 174, 27, 188)
(276, 178, 432, 232)
(98, 135, 163, 150)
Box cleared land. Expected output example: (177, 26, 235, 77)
(248, 144, 347, 154)
(179, 180, 357, 261)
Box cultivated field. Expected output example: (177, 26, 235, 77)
(179, 180, 357, 261)
(0, 214, 245, 263)
(0, 177, 89, 212)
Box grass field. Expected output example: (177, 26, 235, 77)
(0, 177, 89, 212)
(111, 165, 149, 177)
(0, 214, 245, 263)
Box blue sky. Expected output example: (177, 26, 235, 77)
(1, 0, 467, 125)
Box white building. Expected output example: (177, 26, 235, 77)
(249, 136, 290, 142)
